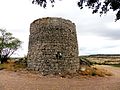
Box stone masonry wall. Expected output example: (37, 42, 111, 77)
(27, 17, 79, 75)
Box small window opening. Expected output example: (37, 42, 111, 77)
(56, 52, 62, 59)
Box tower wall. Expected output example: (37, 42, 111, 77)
(27, 17, 79, 75)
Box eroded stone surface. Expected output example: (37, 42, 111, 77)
(27, 17, 79, 75)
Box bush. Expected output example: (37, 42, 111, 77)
(15, 57, 27, 68)
(79, 66, 112, 77)
(0, 57, 27, 71)
(79, 57, 93, 66)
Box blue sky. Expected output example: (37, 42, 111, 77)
(0, 0, 120, 57)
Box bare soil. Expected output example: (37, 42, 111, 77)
(0, 65, 120, 90)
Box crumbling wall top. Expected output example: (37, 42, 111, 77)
(31, 17, 75, 26)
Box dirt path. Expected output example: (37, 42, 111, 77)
(0, 65, 120, 90)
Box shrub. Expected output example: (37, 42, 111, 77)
(0, 57, 27, 71)
(79, 56, 93, 66)
(79, 66, 112, 77)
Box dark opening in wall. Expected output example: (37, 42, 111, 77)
(56, 52, 62, 59)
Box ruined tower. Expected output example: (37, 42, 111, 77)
(27, 17, 79, 75)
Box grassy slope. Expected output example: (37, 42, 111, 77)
(109, 64, 120, 67)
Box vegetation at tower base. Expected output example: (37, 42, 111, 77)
(0, 57, 27, 71)
(79, 56, 93, 66)
(32, 0, 120, 21)
(27, 17, 80, 75)
(0, 29, 22, 64)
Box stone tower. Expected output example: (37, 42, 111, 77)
(27, 17, 79, 75)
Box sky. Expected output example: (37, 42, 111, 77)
(0, 0, 120, 57)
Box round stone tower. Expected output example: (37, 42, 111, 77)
(27, 17, 79, 75)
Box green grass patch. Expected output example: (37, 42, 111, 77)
(109, 64, 120, 67)
(0, 64, 4, 70)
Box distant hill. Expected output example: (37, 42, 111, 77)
(80, 54, 120, 65)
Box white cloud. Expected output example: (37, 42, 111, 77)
(106, 21, 120, 29)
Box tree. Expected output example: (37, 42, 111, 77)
(77, 0, 120, 21)
(0, 29, 22, 63)
(32, 0, 120, 21)
(32, 0, 55, 8)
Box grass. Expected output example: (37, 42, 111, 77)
(0, 59, 113, 78)
(109, 64, 120, 68)
(79, 66, 112, 77)
(0, 64, 4, 70)
(56, 66, 113, 79)
(0, 61, 27, 71)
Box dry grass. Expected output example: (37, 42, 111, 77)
(79, 66, 112, 77)
(0, 61, 112, 78)
(52, 66, 113, 79)
(0, 61, 27, 72)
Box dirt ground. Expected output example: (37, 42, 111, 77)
(0, 65, 120, 90)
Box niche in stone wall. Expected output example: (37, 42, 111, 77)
(56, 52, 63, 59)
